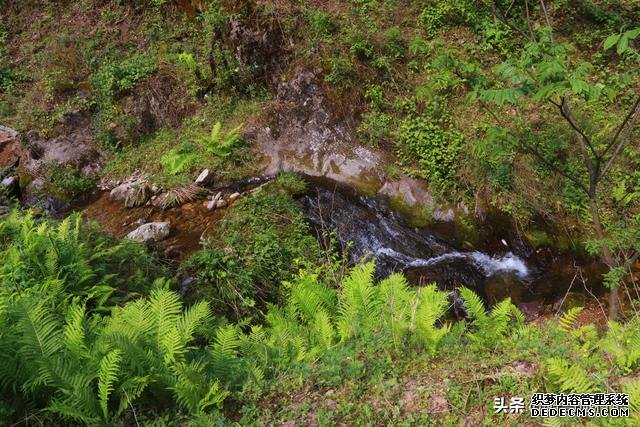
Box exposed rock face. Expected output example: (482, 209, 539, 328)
(0, 126, 22, 168)
(126, 222, 170, 243)
(110, 178, 152, 208)
(256, 68, 383, 190)
(20, 121, 103, 178)
(254, 69, 463, 221)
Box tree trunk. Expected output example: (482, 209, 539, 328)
(588, 197, 618, 320)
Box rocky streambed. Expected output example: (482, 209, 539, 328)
(61, 171, 606, 321)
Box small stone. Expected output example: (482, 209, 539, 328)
(110, 179, 151, 208)
(216, 199, 228, 208)
(1, 175, 17, 188)
(195, 169, 211, 185)
(229, 192, 240, 202)
(126, 222, 170, 243)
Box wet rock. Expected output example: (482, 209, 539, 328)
(180, 276, 194, 296)
(257, 69, 380, 189)
(20, 176, 68, 212)
(195, 169, 212, 185)
(0, 126, 22, 168)
(110, 179, 151, 208)
(516, 301, 546, 322)
(126, 222, 170, 243)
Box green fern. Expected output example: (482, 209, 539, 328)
(337, 262, 380, 341)
(546, 357, 595, 393)
(558, 307, 583, 332)
(98, 349, 122, 419)
(201, 121, 244, 158)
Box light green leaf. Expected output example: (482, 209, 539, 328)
(603, 34, 620, 50)
(617, 34, 629, 55)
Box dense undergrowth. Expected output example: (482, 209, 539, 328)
(0, 209, 639, 425)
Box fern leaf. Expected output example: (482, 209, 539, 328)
(559, 307, 583, 332)
(459, 287, 487, 322)
(63, 302, 88, 358)
(98, 349, 122, 420)
(546, 357, 595, 393)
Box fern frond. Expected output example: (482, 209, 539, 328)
(177, 300, 211, 342)
(312, 309, 334, 350)
(459, 287, 487, 321)
(337, 262, 380, 341)
(198, 380, 229, 412)
(63, 302, 88, 358)
(98, 349, 122, 420)
(546, 357, 595, 393)
(16, 298, 62, 360)
(558, 307, 583, 332)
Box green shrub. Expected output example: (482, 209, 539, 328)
(48, 165, 96, 201)
(324, 55, 355, 85)
(472, 127, 515, 191)
(358, 111, 392, 146)
(275, 172, 307, 195)
(382, 26, 405, 59)
(398, 116, 464, 191)
(183, 184, 321, 320)
(91, 54, 157, 105)
(308, 10, 337, 39)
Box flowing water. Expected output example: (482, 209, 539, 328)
(297, 178, 606, 311)
(73, 174, 606, 318)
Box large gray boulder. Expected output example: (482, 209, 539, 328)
(126, 222, 170, 243)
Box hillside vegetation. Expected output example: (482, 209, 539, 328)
(1, 0, 640, 425)
(0, 210, 639, 425)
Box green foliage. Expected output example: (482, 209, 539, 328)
(160, 142, 198, 175)
(459, 287, 524, 350)
(472, 127, 515, 190)
(91, 54, 157, 106)
(0, 211, 164, 310)
(0, 30, 25, 93)
(183, 183, 321, 320)
(546, 357, 596, 393)
(275, 172, 307, 195)
(398, 116, 464, 192)
(324, 55, 354, 85)
(90, 54, 157, 149)
(604, 27, 640, 56)
(308, 10, 337, 40)
(199, 121, 244, 158)
(358, 111, 392, 146)
(48, 165, 96, 201)
(3, 208, 640, 424)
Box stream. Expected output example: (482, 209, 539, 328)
(73, 174, 606, 320)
